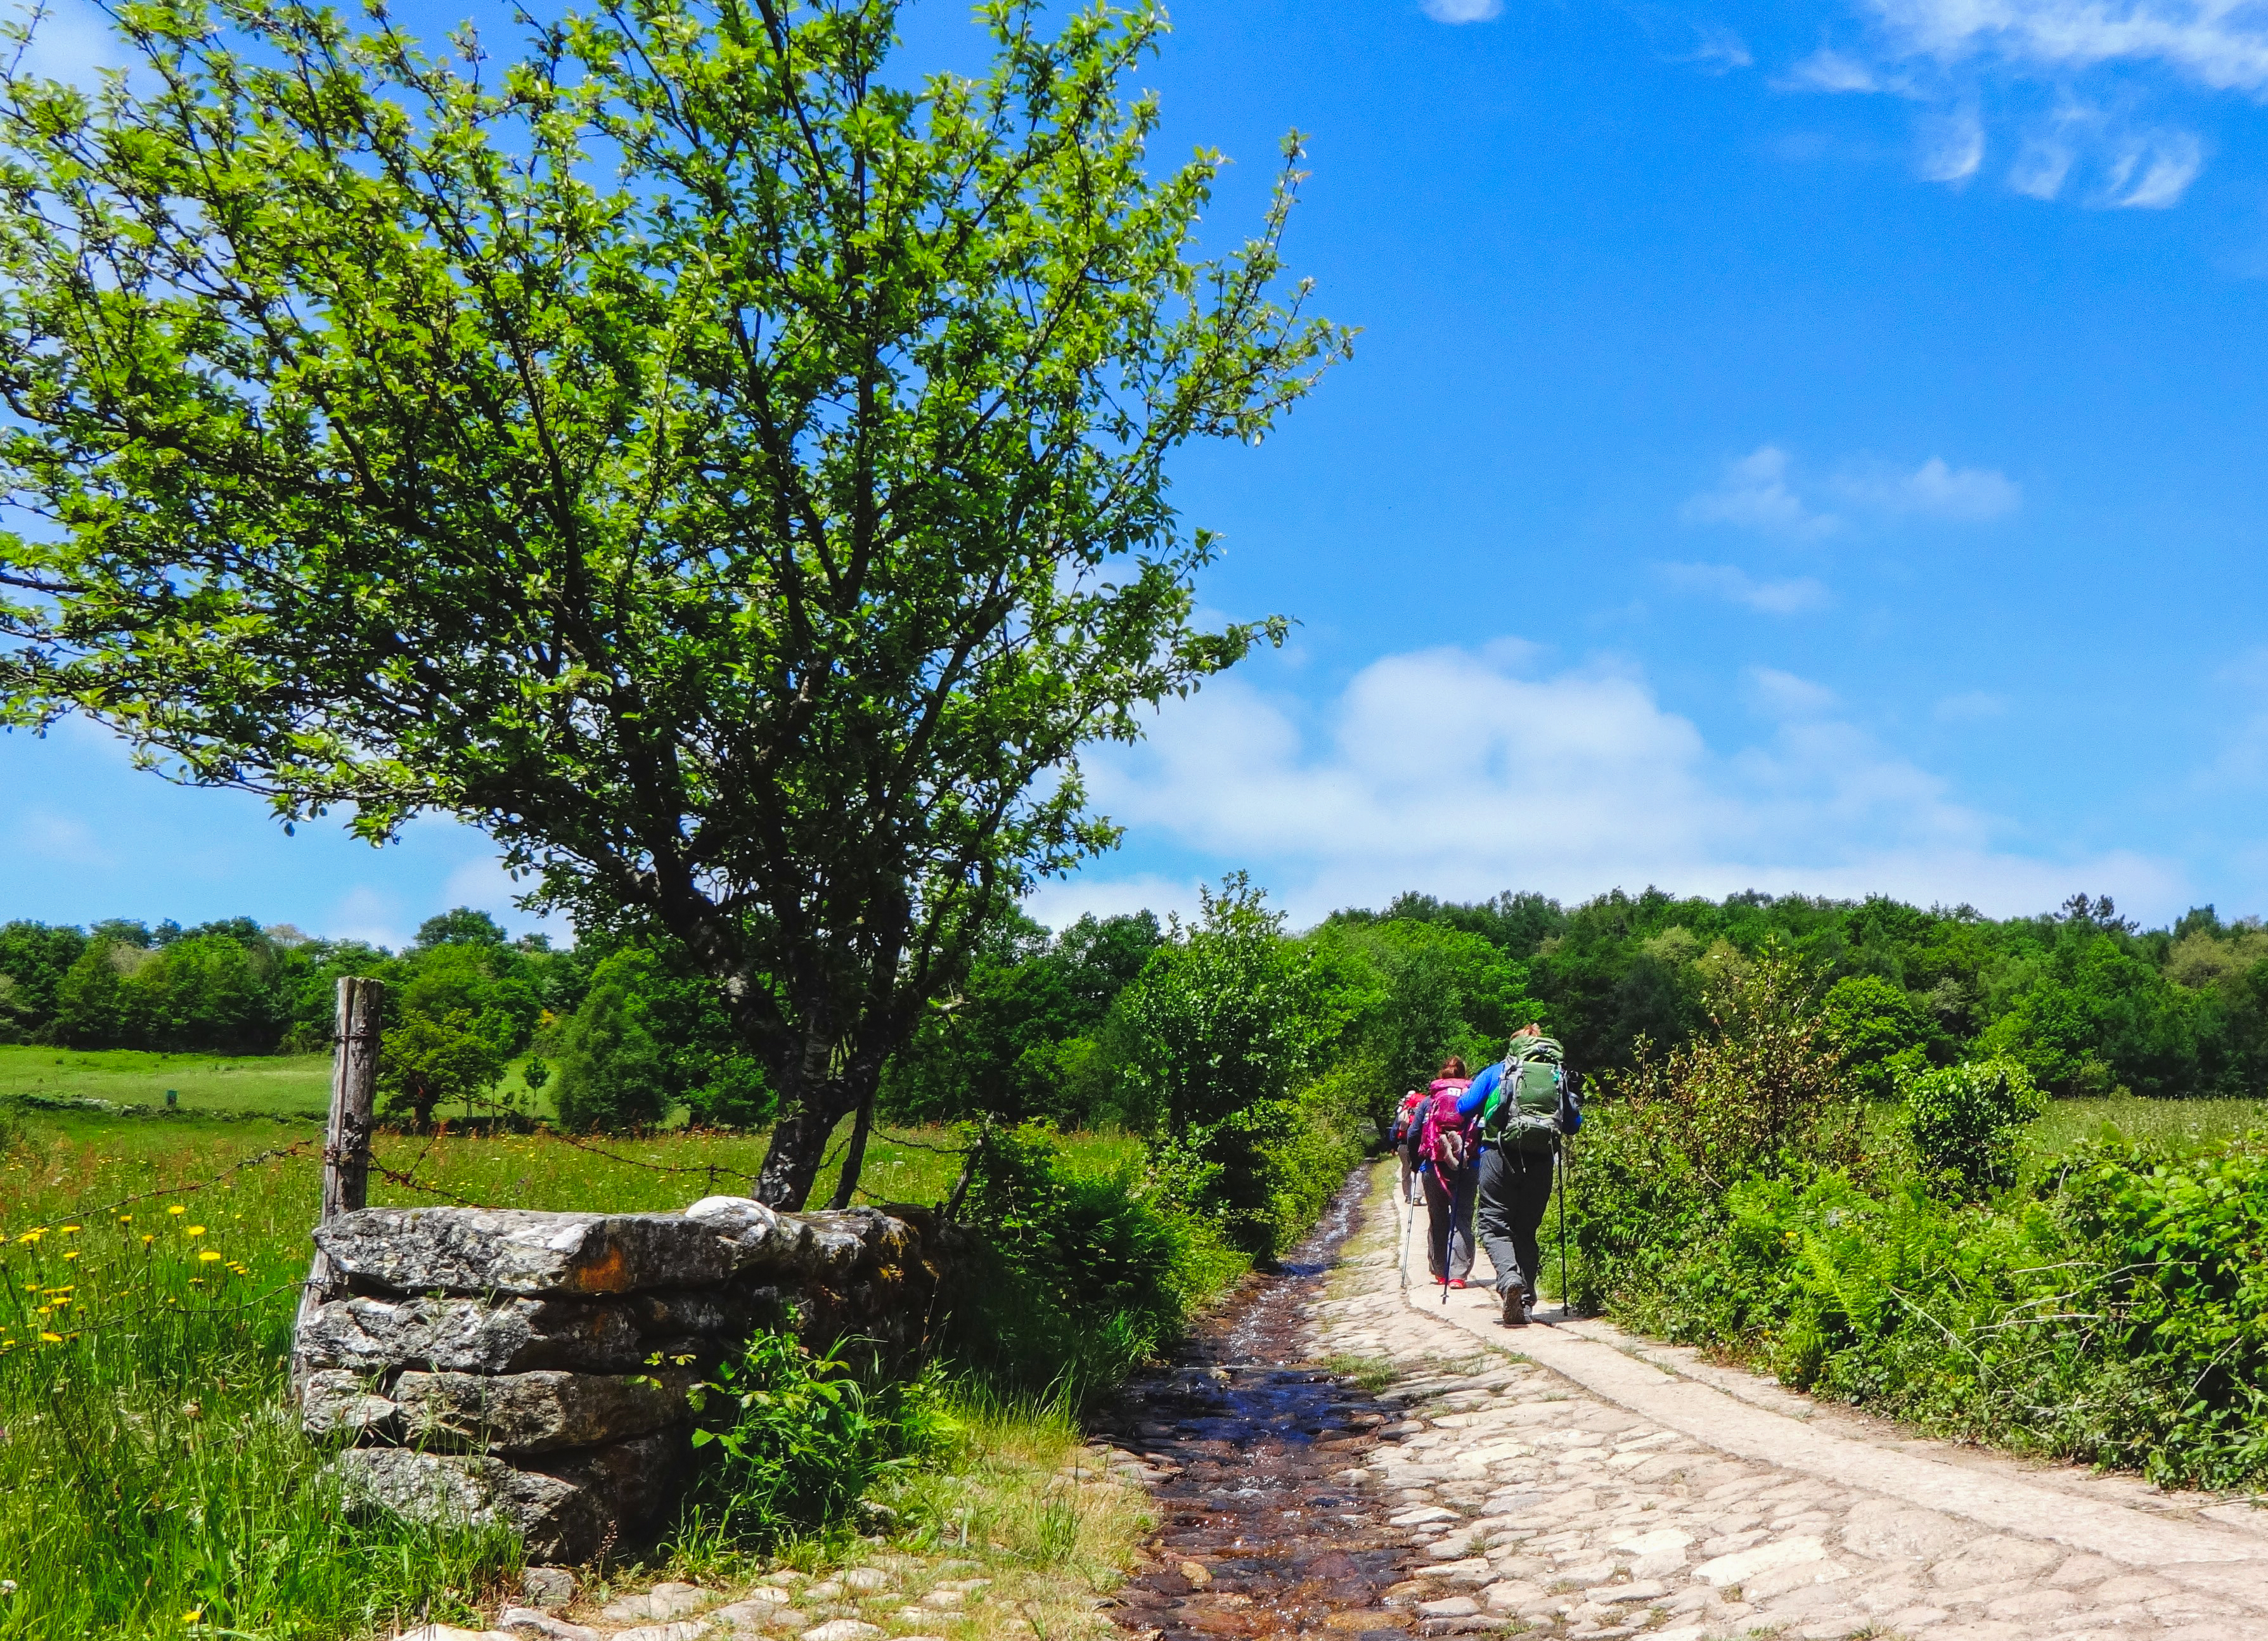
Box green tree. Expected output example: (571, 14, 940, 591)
(377, 1010, 503, 1130)
(1116, 876, 1320, 1136)
(553, 951, 673, 1133)
(0, 0, 1348, 1206)
(1820, 974, 1932, 1103)
(0, 920, 87, 1038)
(53, 941, 144, 1047)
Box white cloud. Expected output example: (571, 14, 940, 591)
(2009, 129, 2080, 197)
(1786, 47, 1885, 91)
(2100, 128, 2206, 205)
(1680, 446, 1842, 538)
(328, 885, 409, 952)
(1687, 446, 2020, 537)
(1832, 455, 2023, 518)
(1935, 690, 2010, 721)
(1865, 0, 2268, 93)
(1422, 0, 1502, 21)
(1661, 563, 1834, 615)
(1918, 106, 1987, 181)
(1775, 3, 2257, 207)
(1745, 666, 1841, 717)
(1024, 872, 1204, 931)
(1681, 25, 1755, 72)
(1049, 645, 2184, 927)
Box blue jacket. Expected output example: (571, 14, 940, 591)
(1456, 1059, 1582, 1140)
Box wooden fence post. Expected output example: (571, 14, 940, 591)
(292, 976, 384, 1397)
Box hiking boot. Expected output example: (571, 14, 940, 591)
(1500, 1283, 1529, 1327)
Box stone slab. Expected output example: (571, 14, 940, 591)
(318, 1209, 745, 1296)
(392, 1368, 700, 1453)
(332, 1429, 686, 1562)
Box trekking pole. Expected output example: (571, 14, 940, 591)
(1399, 1180, 1412, 1292)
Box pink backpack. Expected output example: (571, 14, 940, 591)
(1419, 1081, 1474, 1173)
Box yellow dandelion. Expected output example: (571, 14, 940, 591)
(141, 1235, 155, 1247)
(60, 1225, 79, 1233)
(118, 1214, 131, 1224)
(61, 1251, 78, 1262)
(184, 1225, 205, 1237)
(197, 1251, 221, 1263)
(183, 1608, 202, 1624)
(167, 1205, 185, 1216)
(38, 1332, 58, 1343)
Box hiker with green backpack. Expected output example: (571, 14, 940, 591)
(1454, 1023, 1582, 1327)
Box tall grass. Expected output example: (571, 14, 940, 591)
(0, 1110, 1146, 1639)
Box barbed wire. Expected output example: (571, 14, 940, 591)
(13, 1141, 321, 1229)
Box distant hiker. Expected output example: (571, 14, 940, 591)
(1458, 1024, 1581, 1326)
(1389, 1087, 1429, 1205)
(1420, 1057, 1478, 1288)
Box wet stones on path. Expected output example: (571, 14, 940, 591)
(1301, 1166, 2268, 1641)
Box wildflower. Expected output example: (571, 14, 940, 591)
(61, 1252, 77, 1262)
(198, 1251, 221, 1264)
(117, 1214, 131, 1224)
(183, 1607, 202, 1623)
(167, 1206, 185, 1216)
(37, 1333, 58, 1343)
(60, 1225, 79, 1233)
(184, 1225, 205, 1237)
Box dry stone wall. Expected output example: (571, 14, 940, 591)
(294, 1194, 960, 1563)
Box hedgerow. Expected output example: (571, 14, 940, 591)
(1566, 953, 2268, 1491)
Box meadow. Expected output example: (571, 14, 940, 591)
(0, 1097, 1144, 1641)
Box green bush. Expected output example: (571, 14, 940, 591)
(948, 1124, 1239, 1395)
(1901, 1056, 2044, 1200)
(686, 1332, 953, 1547)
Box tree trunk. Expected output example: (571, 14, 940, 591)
(828, 1088, 876, 1209)
(754, 1076, 863, 1207)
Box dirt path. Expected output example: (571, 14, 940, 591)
(1308, 1161, 2268, 1640)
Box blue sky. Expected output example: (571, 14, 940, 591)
(9, 0, 2268, 943)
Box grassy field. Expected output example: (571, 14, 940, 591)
(0, 1045, 567, 1125)
(2026, 1095, 2268, 1158)
(0, 1098, 1144, 1641)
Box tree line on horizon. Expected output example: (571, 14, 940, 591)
(6, 882, 2268, 1128)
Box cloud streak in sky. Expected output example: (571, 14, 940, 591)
(1683, 446, 2021, 537)
(1777, 1, 2257, 205)
(1421, 0, 1502, 22)
(1661, 562, 1833, 615)
(1036, 645, 2180, 929)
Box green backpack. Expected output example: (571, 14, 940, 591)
(1478, 1036, 1569, 1155)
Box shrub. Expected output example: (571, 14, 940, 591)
(1902, 1057, 2044, 1200)
(1565, 950, 1862, 1315)
(949, 1124, 1236, 1394)
(686, 1332, 901, 1545)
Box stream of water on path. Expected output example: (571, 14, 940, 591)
(1095, 1174, 1419, 1641)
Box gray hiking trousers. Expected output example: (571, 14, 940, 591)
(1476, 1143, 1556, 1295)
(1422, 1163, 1476, 1281)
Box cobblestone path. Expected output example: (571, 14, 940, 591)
(1310, 1162, 2268, 1641)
